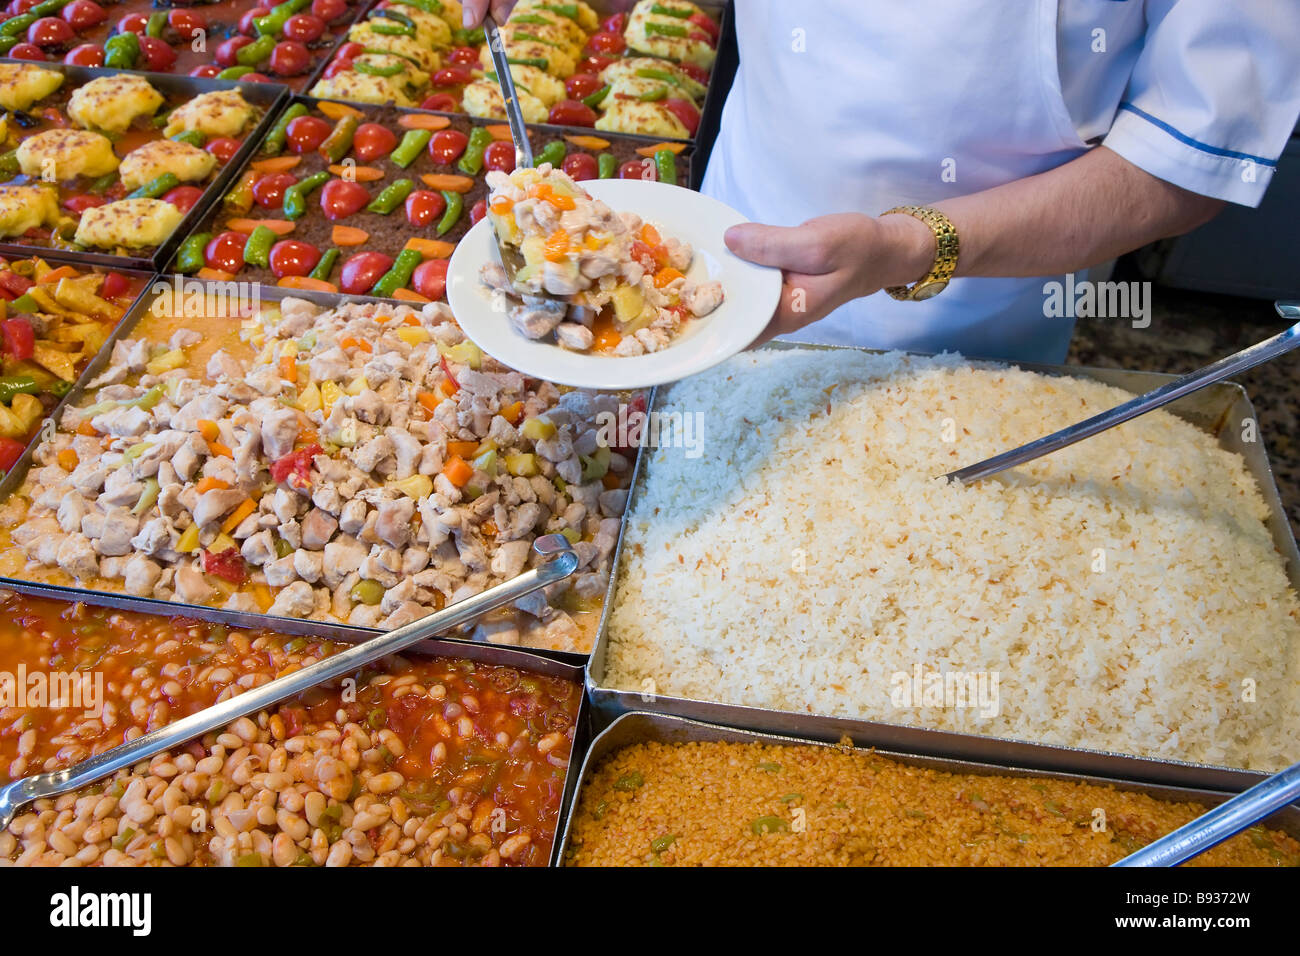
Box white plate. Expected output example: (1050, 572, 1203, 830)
(445, 178, 781, 390)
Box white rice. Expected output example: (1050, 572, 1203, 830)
(602, 349, 1300, 771)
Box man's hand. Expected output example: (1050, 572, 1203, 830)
(462, 0, 519, 27)
(725, 213, 934, 346)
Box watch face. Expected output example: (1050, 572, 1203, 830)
(912, 279, 948, 300)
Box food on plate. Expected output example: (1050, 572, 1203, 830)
(624, 0, 718, 69)
(1, 296, 634, 652)
(66, 74, 165, 134)
(164, 89, 257, 140)
(118, 139, 217, 191)
(603, 349, 1300, 771)
(565, 740, 1300, 867)
(0, 257, 142, 476)
(0, 62, 63, 111)
(16, 128, 119, 180)
(0, 594, 579, 867)
(481, 164, 721, 355)
(73, 197, 185, 248)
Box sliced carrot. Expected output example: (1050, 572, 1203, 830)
(565, 134, 610, 150)
(276, 276, 338, 293)
(442, 455, 473, 487)
(221, 498, 258, 534)
(197, 268, 235, 281)
(332, 225, 370, 246)
(56, 448, 78, 471)
(328, 163, 385, 182)
(197, 419, 220, 442)
(227, 218, 295, 236)
(392, 288, 429, 304)
(339, 335, 360, 350)
(635, 141, 688, 157)
(653, 266, 685, 288)
(416, 391, 439, 413)
(399, 113, 451, 131)
(404, 237, 456, 258)
(37, 265, 77, 285)
(543, 228, 570, 262)
(439, 378, 457, 397)
(318, 101, 364, 121)
(484, 124, 512, 140)
(640, 223, 661, 246)
(446, 440, 478, 459)
(402, 314, 422, 325)
(489, 196, 514, 215)
(420, 173, 475, 193)
(250, 155, 302, 173)
(279, 354, 297, 383)
(75, 420, 98, 437)
(195, 476, 231, 494)
(357, 339, 372, 353)
(207, 440, 233, 459)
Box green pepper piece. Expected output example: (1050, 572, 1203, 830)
(85, 172, 116, 194)
(654, 148, 677, 186)
(635, 67, 681, 85)
(223, 171, 258, 215)
(644, 21, 688, 38)
(175, 232, 210, 274)
(217, 66, 255, 80)
(145, 10, 166, 36)
(368, 247, 422, 298)
(512, 30, 564, 49)
(262, 103, 309, 156)
(0, 37, 17, 55)
(354, 59, 406, 77)
(8, 293, 38, 313)
(390, 128, 431, 168)
(243, 225, 277, 268)
(649, 2, 693, 17)
(637, 86, 668, 102)
(103, 31, 140, 68)
(309, 247, 339, 281)
(369, 21, 415, 36)
(582, 84, 611, 109)
(0, 14, 37, 37)
(513, 13, 554, 25)
(0, 376, 39, 404)
(539, 3, 578, 18)
(170, 130, 206, 149)
(0, 149, 19, 175)
(597, 152, 617, 179)
(506, 55, 548, 70)
(254, 0, 312, 37)
(395, 0, 444, 14)
(281, 170, 330, 220)
(533, 139, 566, 169)
(365, 177, 414, 215)
(127, 172, 180, 201)
(457, 126, 493, 176)
(371, 8, 416, 28)
(435, 189, 462, 236)
(237, 34, 276, 66)
(318, 113, 359, 164)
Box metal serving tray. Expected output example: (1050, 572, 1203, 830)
(556, 712, 1300, 865)
(586, 343, 1300, 792)
(0, 61, 289, 272)
(0, 280, 633, 664)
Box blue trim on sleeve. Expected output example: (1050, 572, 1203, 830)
(1118, 103, 1278, 167)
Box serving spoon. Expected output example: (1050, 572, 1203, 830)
(0, 534, 577, 834)
(944, 302, 1300, 483)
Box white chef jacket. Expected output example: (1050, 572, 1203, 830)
(701, 0, 1300, 363)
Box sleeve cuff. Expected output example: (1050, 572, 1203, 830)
(1102, 105, 1278, 207)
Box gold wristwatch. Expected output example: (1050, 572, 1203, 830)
(881, 205, 959, 301)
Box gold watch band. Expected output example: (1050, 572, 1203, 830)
(881, 205, 960, 301)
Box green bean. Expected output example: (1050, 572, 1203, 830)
(243, 225, 277, 268)
(597, 153, 617, 179)
(0, 14, 36, 37)
(103, 31, 139, 68)
(281, 170, 329, 220)
(126, 173, 179, 200)
(365, 177, 414, 215)
(369, 21, 414, 36)
(0, 37, 17, 55)
(319, 114, 358, 164)
(506, 55, 548, 70)
(175, 232, 210, 274)
(262, 103, 309, 156)
(371, 8, 415, 28)
(309, 247, 339, 281)
(368, 247, 421, 298)
(389, 129, 431, 168)
(170, 130, 206, 149)
(645, 21, 687, 38)
(533, 139, 566, 169)
(457, 126, 493, 176)
(87, 172, 116, 194)
(582, 84, 610, 109)
(237, 34, 276, 66)
(637, 86, 668, 102)
(435, 189, 462, 236)
(655, 148, 677, 186)
(649, 2, 692, 17)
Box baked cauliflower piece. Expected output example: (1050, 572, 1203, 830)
(0, 184, 63, 238)
(0, 63, 63, 113)
(73, 198, 184, 249)
(162, 90, 255, 140)
(119, 140, 216, 191)
(16, 129, 119, 181)
(67, 75, 165, 135)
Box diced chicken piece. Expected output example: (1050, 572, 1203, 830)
(300, 508, 338, 550)
(260, 407, 300, 460)
(509, 299, 566, 339)
(95, 508, 138, 556)
(471, 618, 521, 645)
(241, 530, 276, 567)
(684, 279, 724, 317)
(351, 434, 394, 473)
(263, 555, 297, 587)
(171, 393, 228, 432)
(123, 554, 163, 597)
(268, 581, 316, 618)
(55, 533, 99, 579)
(598, 488, 629, 516)
(293, 549, 324, 584)
(381, 602, 426, 629)
(555, 322, 594, 351)
(206, 349, 245, 381)
(401, 547, 430, 575)
(130, 517, 173, 557)
(271, 487, 301, 523)
(245, 366, 283, 395)
(193, 488, 248, 529)
(322, 536, 367, 588)
(92, 405, 151, 438)
(174, 564, 214, 604)
(338, 498, 367, 536)
(490, 539, 532, 579)
(385, 427, 421, 479)
(374, 497, 415, 549)
(56, 493, 86, 534)
(308, 347, 350, 381)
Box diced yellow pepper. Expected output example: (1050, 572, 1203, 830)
(297, 381, 322, 413)
(177, 523, 201, 554)
(396, 326, 431, 346)
(392, 474, 433, 499)
(145, 348, 186, 377)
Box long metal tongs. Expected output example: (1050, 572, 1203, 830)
(944, 302, 1300, 483)
(0, 535, 577, 832)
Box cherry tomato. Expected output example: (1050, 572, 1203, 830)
(100, 271, 130, 299)
(319, 178, 370, 220)
(238, 7, 268, 35)
(285, 115, 331, 154)
(548, 99, 597, 127)
(585, 31, 625, 56)
(600, 13, 627, 33)
(7, 42, 45, 60)
(431, 65, 471, 88)
(311, 0, 347, 22)
(7, 0, 40, 15)
(283, 13, 325, 43)
(688, 11, 719, 43)
(215, 35, 253, 67)
(204, 231, 246, 272)
(116, 11, 148, 34)
(412, 258, 449, 300)
(446, 45, 478, 66)
(678, 62, 710, 84)
(241, 72, 273, 83)
(419, 93, 457, 112)
(0, 437, 25, 473)
(189, 64, 221, 78)
(619, 158, 657, 181)
(469, 197, 487, 226)
(61, 0, 105, 30)
(339, 252, 393, 295)
(167, 8, 206, 39)
(252, 172, 297, 208)
(403, 189, 445, 228)
(27, 17, 71, 47)
(427, 129, 468, 164)
(269, 40, 310, 76)
(564, 72, 603, 101)
(351, 122, 398, 162)
(61, 193, 105, 213)
(662, 97, 700, 136)
(63, 43, 103, 66)
(322, 55, 352, 79)
(137, 35, 177, 71)
(561, 152, 599, 181)
(576, 54, 615, 75)
(268, 239, 321, 279)
(481, 140, 515, 174)
(161, 185, 203, 213)
(333, 41, 363, 60)
(205, 137, 242, 163)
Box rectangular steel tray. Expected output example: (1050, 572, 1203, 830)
(586, 343, 1300, 792)
(0, 279, 634, 664)
(0, 61, 289, 272)
(556, 711, 1300, 865)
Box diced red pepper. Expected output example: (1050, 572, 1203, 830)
(201, 547, 248, 585)
(0, 437, 25, 473)
(270, 443, 323, 487)
(0, 270, 33, 300)
(100, 271, 131, 300)
(439, 355, 459, 391)
(2, 318, 35, 360)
